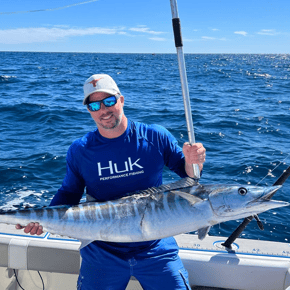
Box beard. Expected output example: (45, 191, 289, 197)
(97, 111, 123, 130)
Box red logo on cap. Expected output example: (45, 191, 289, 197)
(89, 77, 103, 87)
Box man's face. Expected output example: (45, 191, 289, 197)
(87, 92, 124, 130)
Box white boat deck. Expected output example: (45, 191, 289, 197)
(1, 224, 290, 290)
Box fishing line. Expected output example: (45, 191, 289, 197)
(0, 0, 98, 15)
(13, 270, 25, 290)
(256, 153, 290, 186)
(38, 271, 45, 290)
(13, 269, 45, 290)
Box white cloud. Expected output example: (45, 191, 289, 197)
(129, 26, 164, 35)
(201, 36, 226, 41)
(234, 31, 248, 36)
(0, 25, 166, 44)
(149, 37, 166, 41)
(257, 29, 278, 36)
(0, 27, 123, 44)
(211, 28, 220, 31)
(202, 36, 216, 40)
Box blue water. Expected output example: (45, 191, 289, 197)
(1, 52, 289, 243)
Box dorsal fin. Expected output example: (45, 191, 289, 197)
(85, 177, 199, 203)
(157, 177, 198, 192)
(136, 177, 198, 196)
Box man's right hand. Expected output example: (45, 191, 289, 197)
(15, 222, 44, 235)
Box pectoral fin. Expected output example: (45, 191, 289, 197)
(171, 190, 203, 204)
(198, 226, 211, 240)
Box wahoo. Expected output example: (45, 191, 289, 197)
(0, 178, 288, 248)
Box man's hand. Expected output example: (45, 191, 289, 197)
(183, 142, 206, 165)
(183, 142, 206, 178)
(15, 222, 43, 236)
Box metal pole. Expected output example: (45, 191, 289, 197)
(170, 0, 200, 179)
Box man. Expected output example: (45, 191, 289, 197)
(17, 74, 206, 290)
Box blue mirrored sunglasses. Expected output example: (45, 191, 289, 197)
(87, 95, 119, 112)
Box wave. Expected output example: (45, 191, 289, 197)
(0, 75, 17, 82)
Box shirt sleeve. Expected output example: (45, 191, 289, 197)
(162, 128, 203, 179)
(151, 125, 188, 178)
(50, 143, 85, 206)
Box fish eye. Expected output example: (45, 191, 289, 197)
(238, 187, 247, 196)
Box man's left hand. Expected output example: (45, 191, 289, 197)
(182, 142, 206, 165)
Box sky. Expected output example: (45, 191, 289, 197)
(0, 0, 290, 53)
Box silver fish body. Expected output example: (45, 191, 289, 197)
(0, 178, 288, 246)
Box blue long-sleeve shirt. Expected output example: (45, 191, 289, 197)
(50, 119, 187, 206)
(50, 119, 188, 254)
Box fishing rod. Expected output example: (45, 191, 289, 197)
(170, 0, 200, 180)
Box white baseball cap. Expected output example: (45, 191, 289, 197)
(83, 74, 121, 105)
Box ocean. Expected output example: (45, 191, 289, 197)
(0, 52, 289, 243)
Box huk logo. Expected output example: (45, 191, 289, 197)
(97, 157, 143, 176)
(89, 78, 103, 87)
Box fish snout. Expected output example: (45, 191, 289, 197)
(262, 185, 282, 200)
(255, 185, 289, 211)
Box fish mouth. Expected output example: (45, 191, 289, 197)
(261, 185, 282, 201)
(253, 185, 289, 208)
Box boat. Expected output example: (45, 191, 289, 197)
(1, 2, 289, 290)
(1, 223, 290, 290)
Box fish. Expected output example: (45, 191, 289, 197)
(0, 178, 288, 249)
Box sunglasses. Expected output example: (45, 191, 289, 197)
(87, 95, 119, 112)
